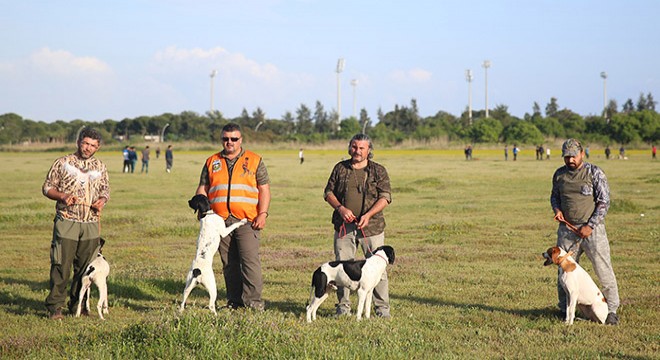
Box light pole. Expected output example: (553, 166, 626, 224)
(336, 58, 345, 126)
(210, 69, 218, 113)
(160, 123, 170, 143)
(600, 71, 608, 115)
(482, 60, 491, 118)
(465, 69, 473, 126)
(351, 79, 358, 118)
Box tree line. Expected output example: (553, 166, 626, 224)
(1, 93, 658, 146)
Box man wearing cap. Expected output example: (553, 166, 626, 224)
(550, 138, 620, 325)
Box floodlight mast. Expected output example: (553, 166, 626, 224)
(351, 79, 358, 118)
(210, 70, 218, 113)
(600, 71, 608, 115)
(482, 60, 491, 118)
(336, 58, 345, 127)
(465, 69, 473, 125)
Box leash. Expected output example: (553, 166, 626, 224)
(555, 217, 583, 257)
(339, 221, 389, 262)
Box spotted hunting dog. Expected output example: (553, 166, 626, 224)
(543, 246, 608, 325)
(306, 245, 395, 322)
(180, 194, 248, 314)
(75, 238, 110, 320)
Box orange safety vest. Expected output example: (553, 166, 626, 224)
(205, 150, 261, 221)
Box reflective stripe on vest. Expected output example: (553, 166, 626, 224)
(206, 150, 261, 221)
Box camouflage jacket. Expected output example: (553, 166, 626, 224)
(324, 159, 392, 236)
(43, 153, 110, 223)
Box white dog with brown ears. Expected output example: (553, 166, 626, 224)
(542, 246, 608, 325)
(306, 245, 395, 322)
(180, 194, 248, 314)
(76, 238, 110, 320)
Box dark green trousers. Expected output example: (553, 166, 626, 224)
(45, 217, 100, 314)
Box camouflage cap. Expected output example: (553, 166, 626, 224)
(561, 138, 583, 157)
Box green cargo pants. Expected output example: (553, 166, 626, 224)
(45, 217, 101, 314)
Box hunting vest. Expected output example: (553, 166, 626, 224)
(205, 150, 261, 221)
(555, 165, 596, 225)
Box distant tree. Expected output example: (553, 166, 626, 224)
(646, 92, 657, 111)
(295, 103, 313, 135)
(622, 99, 635, 114)
(502, 120, 543, 144)
(532, 102, 542, 117)
(545, 97, 559, 118)
(608, 113, 641, 144)
(532, 116, 564, 138)
(634, 110, 660, 143)
(281, 111, 295, 135)
(636, 93, 648, 112)
(358, 108, 371, 133)
(313, 100, 331, 133)
(469, 117, 503, 143)
(556, 109, 585, 137)
(604, 99, 618, 120)
(338, 118, 361, 139)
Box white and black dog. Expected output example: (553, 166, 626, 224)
(180, 194, 248, 314)
(306, 245, 395, 322)
(76, 238, 110, 319)
(543, 246, 608, 325)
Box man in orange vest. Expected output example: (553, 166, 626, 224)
(195, 123, 271, 310)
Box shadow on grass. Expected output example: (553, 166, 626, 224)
(393, 293, 557, 320)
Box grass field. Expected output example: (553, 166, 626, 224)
(0, 146, 658, 359)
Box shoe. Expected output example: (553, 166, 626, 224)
(335, 304, 351, 317)
(375, 308, 391, 319)
(605, 312, 619, 325)
(222, 302, 244, 310)
(49, 308, 64, 320)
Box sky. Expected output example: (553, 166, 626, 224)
(1, 0, 659, 123)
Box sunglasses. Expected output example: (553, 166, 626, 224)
(222, 137, 241, 142)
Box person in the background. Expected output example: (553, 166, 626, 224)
(128, 146, 137, 173)
(165, 145, 173, 173)
(504, 145, 509, 161)
(156, 146, 161, 159)
(652, 144, 656, 160)
(195, 123, 270, 311)
(43, 127, 110, 320)
(605, 145, 611, 160)
(299, 148, 304, 165)
(141, 145, 150, 174)
(122, 146, 130, 173)
(513, 144, 519, 161)
(550, 138, 620, 325)
(323, 133, 392, 318)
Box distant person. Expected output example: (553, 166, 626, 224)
(513, 144, 519, 161)
(128, 146, 137, 173)
(504, 145, 509, 161)
(585, 146, 590, 159)
(299, 148, 304, 165)
(122, 146, 130, 173)
(156, 147, 161, 159)
(141, 146, 151, 174)
(165, 145, 173, 173)
(535, 145, 540, 160)
(42, 127, 110, 320)
(605, 145, 611, 160)
(551, 138, 620, 325)
(652, 144, 656, 160)
(619, 145, 625, 159)
(195, 123, 270, 310)
(546, 147, 551, 160)
(539, 145, 545, 161)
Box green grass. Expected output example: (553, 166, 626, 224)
(0, 147, 658, 359)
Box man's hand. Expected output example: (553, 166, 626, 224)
(91, 198, 106, 212)
(337, 206, 357, 223)
(252, 212, 268, 230)
(62, 194, 78, 206)
(577, 225, 593, 239)
(553, 210, 565, 222)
